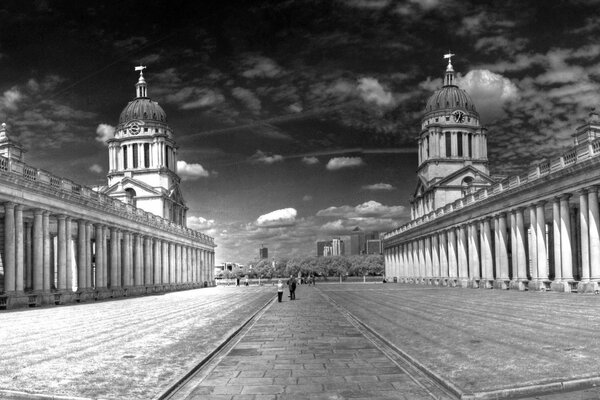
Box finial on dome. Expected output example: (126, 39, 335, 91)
(134, 65, 148, 98)
(0, 123, 8, 141)
(443, 51, 456, 87)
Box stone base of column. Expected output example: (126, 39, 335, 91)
(480, 279, 493, 289)
(528, 280, 549, 292)
(493, 279, 509, 290)
(577, 281, 599, 294)
(457, 278, 469, 288)
(432, 278, 440, 286)
(550, 281, 572, 292)
(469, 279, 479, 289)
(509, 280, 527, 291)
(440, 278, 448, 286)
(447, 279, 457, 287)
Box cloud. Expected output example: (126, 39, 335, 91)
(113, 36, 147, 51)
(165, 87, 225, 110)
(456, 69, 519, 122)
(231, 87, 262, 114)
(250, 150, 284, 164)
(89, 164, 103, 174)
(302, 156, 319, 165)
(241, 56, 282, 78)
(357, 77, 395, 107)
(326, 157, 365, 170)
(187, 216, 215, 230)
(256, 208, 297, 227)
(362, 183, 395, 191)
(302, 195, 313, 202)
(317, 200, 405, 219)
(0, 87, 23, 111)
(177, 160, 210, 180)
(95, 124, 115, 145)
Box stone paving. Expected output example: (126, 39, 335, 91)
(183, 285, 442, 400)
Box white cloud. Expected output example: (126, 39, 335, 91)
(317, 200, 405, 219)
(187, 216, 215, 230)
(357, 77, 395, 107)
(362, 183, 395, 191)
(457, 69, 519, 122)
(95, 124, 115, 145)
(326, 157, 365, 170)
(242, 56, 282, 79)
(177, 160, 210, 180)
(0, 87, 23, 112)
(302, 156, 319, 165)
(256, 208, 297, 227)
(89, 164, 103, 174)
(165, 87, 225, 110)
(231, 87, 262, 114)
(250, 150, 284, 164)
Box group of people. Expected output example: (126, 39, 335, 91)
(276, 275, 316, 302)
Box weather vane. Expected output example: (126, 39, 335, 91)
(443, 51, 455, 64)
(135, 65, 146, 77)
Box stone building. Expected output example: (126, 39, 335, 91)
(383, 54, 600, 293)
(0, 68, 216, 309)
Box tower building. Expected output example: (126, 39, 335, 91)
(101, 67, 187, 226)
(411, 53, 494, 220)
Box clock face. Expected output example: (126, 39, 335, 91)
(129, 123, 140, 135)
(453, 110, 465, 123)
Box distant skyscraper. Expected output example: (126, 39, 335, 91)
(316, 240, 332, 256)
(332, 237, 344, 256)
(350, 227, 365, 255)
(259, 245, 268, 259)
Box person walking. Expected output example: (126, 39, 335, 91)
(277, 279, 284, 302)
(287, 275, 297, 300)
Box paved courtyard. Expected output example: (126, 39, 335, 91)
(2, 284, 600, 399)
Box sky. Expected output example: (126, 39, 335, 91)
(0, 0, 599, 264)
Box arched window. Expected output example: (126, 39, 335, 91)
(445, 132, 451, 157)
(125, 188, 137, 207)
(457, 133, 463, 157)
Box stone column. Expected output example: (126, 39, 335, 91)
(495, 213, 509, 289)
(439, 231, 448, 281)
(77, 220, 87, 291)
(515, 208, 528, 282)
(162, 241, 169, 285)
(532, 201, 548, 291)
(25, 222, 32, 291)
(57, 215, 67, 291)
(579, 190, 591, 284)
(102, 226, 109, 289)
(552, 198, 562, 282)
(110, 227, 119, 288)
(468, 222, 480, 287)
(66, 217, 74, 291)
(431, 234, 440, 283)
(559, 196, 574, 282)
(154, 239, 162, 285)
(457, 225, 469, 287)
(509, 209, 526, 290)
(4, 202, 15, 292)
(43, 211, 51, 292)
(447, 228, 457, 284)
(95, 224, 104, 289)
(85, 222, 93, 289)
(169, 242, 176, 284)
(424, 236, 432, 282)
(144, 236, 153, 286)
(15, 205, 24, 292)
(122, 231, 132, 287)
(183, 246, 189, 284)
(33, 209, 44, 291)
(529, 205, 538, 281)
(481, 218, 493, 288)
(588, 187, 600, 281)
(133, 234, 142, 286)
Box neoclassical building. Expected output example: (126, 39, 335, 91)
(384, 55, 600, 293)
(0, 68, 216, 309)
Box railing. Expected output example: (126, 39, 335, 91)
(0, 155, 215, 246)
(384, 138, 600, 240)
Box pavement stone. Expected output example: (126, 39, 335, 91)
(182, 285, 438, 400)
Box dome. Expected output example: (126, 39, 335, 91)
(118, 98, 167, 125)
(424, 85, 477, 116)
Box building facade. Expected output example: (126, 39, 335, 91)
(384, 55, 600, 293)
(0, 68, 216, 309)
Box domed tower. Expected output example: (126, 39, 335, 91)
(410, 53, 494, 220)
(103, 66, 188, 226)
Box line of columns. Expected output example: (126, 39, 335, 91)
(2, 202, 215, 295)
(384, 186, 600, 292)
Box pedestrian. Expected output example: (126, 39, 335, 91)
(287, 275, 297, 300)
(277, 279, 284, 302)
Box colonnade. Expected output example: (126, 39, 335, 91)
(385, 186, 600, 293)
(1, 201, 215, 306)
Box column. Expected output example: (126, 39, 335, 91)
(133, 234, 142, 286)
(162, 241, 169, 285)
(468, 222, 480, 283)
(57, 215, 67, 291)
(447, 228, 457, 281)
(110, 227, 119, 288)
(77, 220, 87, 290)
(25, 222, 32, 290)
(66, 217, 73, 291)
(536, 201, 548, 282)
(144, 236, 152, 286)
(169, 242, 176, 284)
(497, 213, 509, 281)
(552, 198, 562, 282)
(15, 205, 24, 292)
(431, 234, 440, 280)
(122, 231, 132, 287)
(588, 187, 600, 281)
(154, 238, 162, 285)
(418, 239, 425, 279)
(559, 196, 574, 281)
(4, 202, 15, 292)
(95, 224, 104, 289)
(457, 225, 469, 285)
(33, 209, 44, 291)
(43, 211, 51, 292)
(439, 231, 448, 279)
(529, 205, 538, 281)
(102, 225, 109, 288)
(424, 237, 432, 281)
(85, 222, 93, 289)
(481, 218, 493, 286)
(515, 208, 528, 281)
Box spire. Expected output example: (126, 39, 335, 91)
(135, 65, 148, 98)
(443, 51, 455, 87)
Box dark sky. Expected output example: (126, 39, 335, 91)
(0, 0, 599, 263)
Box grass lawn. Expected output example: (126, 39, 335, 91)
(0, 286, 275, 399)
(321, 284, 600, 394)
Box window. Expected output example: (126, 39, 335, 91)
(445, 132, 451, 157)
(457, 133, 463, 157)
(425, 136, 429, 158)
(144, 143, 150, 168)
(468, 133, 473, 158)
(133, 145, 138, 168)
(123, 146, 128, 169)
(125, 188, 136, 206)
(165, 145, 170, 169)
